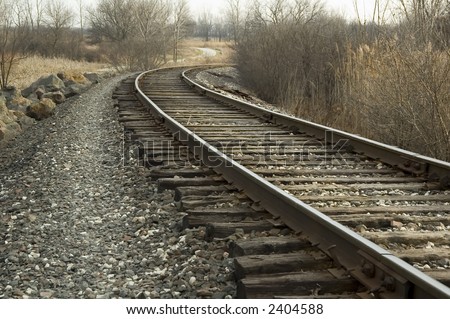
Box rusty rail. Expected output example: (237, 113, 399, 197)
(135, 66, 450, 298)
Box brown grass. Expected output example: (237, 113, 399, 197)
(9, 55, 107, 90)
(9, 40, 232, 90)
(165, 37, 235, 67)
(336, 41, 450, 160)
(275, 40, 450, 161)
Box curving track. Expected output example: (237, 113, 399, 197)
(119, 66, 450, 298)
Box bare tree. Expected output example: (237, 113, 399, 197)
(197, 10, 214, 41)
(133, 0, 170, 69)
(291, 0, 323, 24)
(235, 0, 450, 160)
(88, 0, 137, 42)
(213, 17, 227, 42)
(398, 0, 448, 44)
(77, 0, 85, 40)
(267, 0, 289, 24)
(21, 0, 46, 55)
(88, 0, 172, 70)
(171, 0, 190, 62)
(25, 0, 45, 31)
(44, 0, 74, 54)
(226, 0, 243, 43)
(0, 0, 31, 89)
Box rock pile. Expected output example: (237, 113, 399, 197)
(0, 97, 22, 142)
(0, 72, 101, 145)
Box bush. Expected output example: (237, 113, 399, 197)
(340, 40, 450, 160)
(234, 0, 450, 161)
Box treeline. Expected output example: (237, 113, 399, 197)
(0, 0, 83, 59)
(231, 0, 450, 161)
(88, 0, 191, 70)
(0, 0, 245, 86)
(0, 0, 197, 87)
(1, 0, 84, 88)
(0, 0, 243, 84)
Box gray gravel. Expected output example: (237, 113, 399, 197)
(195, 67, 280, 111)
(0, 75, 235, 299)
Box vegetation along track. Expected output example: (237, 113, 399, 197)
(116, 66, 450, 298)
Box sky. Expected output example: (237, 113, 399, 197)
(188, 0, 381, 20)
(68, 0, 382, 22)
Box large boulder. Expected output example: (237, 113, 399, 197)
(1, 86, 20, 102)
(12, 111, 36, 130)
(0, 121, 22, 142)
(22, 74, 66, 98)
(43, 91, 66, 104)
(58, 71, 92, 86)
(57, 71, 93, 98)
(83, 72, 100, 84)
(7, 95, 33, 113)
(0, 97, 22, 142)
(62, 83, 89, 98)
(1, 86, 33, 113)
(26, 98, 56, 120)
(0, 96, 17, 125)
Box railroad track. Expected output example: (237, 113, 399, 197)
(114, 66, 450, 298)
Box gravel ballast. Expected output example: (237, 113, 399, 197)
(0, 75, 235, 299)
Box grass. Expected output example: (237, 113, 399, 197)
(9, 55, 107, 90)
(338, 41, 450, 160)
(166, 37, 235, 66)
(8, 39, 233, 90)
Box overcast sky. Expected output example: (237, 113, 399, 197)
(188, 0, 380, 20)
(70, 0, 382, 21)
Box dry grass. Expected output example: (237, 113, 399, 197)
(337, 41, 450, 160)
(166, 37, 235, 66)
(9, 55, 107, 90)
(279, 40, 450, 161)
(9, 39, 232, 90)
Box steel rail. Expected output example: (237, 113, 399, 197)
(135, 67, 450, 298)
(182, 69, 450, 186)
